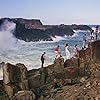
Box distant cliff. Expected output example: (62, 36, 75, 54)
(0, 18, 92, 42)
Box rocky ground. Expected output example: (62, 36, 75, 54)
(0, 41, 100, 100)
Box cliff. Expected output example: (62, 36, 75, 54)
(0, 40, 100, 100)
(0, 18, 92, 42)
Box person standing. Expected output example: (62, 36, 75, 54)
(95, 25, 99, 40)
(54, 45, 60, 58)
(74, 44, 79, 59)
(82, 34, 87, 49)
(90, 30, 94, 42)
(41, 52, 46, 68)
(65, 44, 70, 60)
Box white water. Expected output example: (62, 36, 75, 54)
(0, 21, 100, 80)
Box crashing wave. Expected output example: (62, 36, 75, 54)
(73, 30, 90, 33)
(50, 35, 66, 42)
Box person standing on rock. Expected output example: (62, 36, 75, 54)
(41, 52, 46, 68)
(54, 45, 61, 58)
(74, 44, 79, 59)
(90, 30, 94, 42)
(82, 34, 87, 49)
(95, 25, 99, 40)
(65, 44, 70, 60)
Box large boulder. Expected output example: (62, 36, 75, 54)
(16, 63, 29, 90)
(3, 63, 29, 97)
(28, 70, 41, 89)
(28, 67, 48, 89)
(53, 57, 65, 80)
(54, 57, 64, 73)
(11, 90, 35, 100)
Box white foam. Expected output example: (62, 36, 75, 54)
(50, 35, 65, 42)
(92, 27, 96, 31)
(0, 20, 17, 50)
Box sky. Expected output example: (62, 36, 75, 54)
(0, 0, 100, 25)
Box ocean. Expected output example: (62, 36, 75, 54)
(0, 21, 99, 80)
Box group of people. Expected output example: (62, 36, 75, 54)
(82, 25, 99, 49)
(54, 44, 79, 59)
(41, 25, 99, 68)
(40, 44, 79, 67)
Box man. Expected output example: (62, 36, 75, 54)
(54, 45, 60, 58)
(41, 52, 46, 68)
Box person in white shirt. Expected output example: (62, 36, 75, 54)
(74, 44, 79, 59)
(90, 30, 94, 42)
(65, 44, 70, 60)
(95, 25, 99, 40)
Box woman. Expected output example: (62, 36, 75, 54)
(54, 45, 60, 58)
(65, 44, 70, 60)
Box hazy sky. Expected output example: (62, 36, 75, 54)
(0, 0, 100, 25)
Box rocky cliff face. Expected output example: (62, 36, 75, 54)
(0, 18, 92, 42)
(70, 24, 92, 31)
(0, 41, 100, 100)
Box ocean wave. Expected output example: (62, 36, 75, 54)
(92, 27, 96, 31)
(73, 30, 90, 33)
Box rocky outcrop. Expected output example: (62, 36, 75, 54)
(70, 24, 92, 31)
(0, 18, 92, 42)
(11, 90, 35, 100)
(45, 25, 74, 36)
(41, 41, 100, 100)
(3, 63, 29, 97)
(54, 57, 64, 73)
(1, 41, 100, 100)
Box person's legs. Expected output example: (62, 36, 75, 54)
(41, 60, 44, 68)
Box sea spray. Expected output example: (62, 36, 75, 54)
(0, 20, 17, 50)
(0, 20, 91, 80)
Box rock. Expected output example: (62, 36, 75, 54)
(16, 63, 29, 90)
(28, 67, 48, 89)
(11, 90, 35, 100)
(85, 81, 91, 88)
(0, 18, 92, 42)
(3, 63, 29, 97)
(39, 95, 44, 100)
(64, 58, 78, 68)
(80, 76, 88, 83)
(28, 71, 41, 88)
(54, 57, 64, 73)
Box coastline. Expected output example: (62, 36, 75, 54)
(0, 40, 100, 100)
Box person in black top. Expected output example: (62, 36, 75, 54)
(41, 52, 46, 68)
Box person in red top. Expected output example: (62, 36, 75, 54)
(54, 45, 60, 58)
